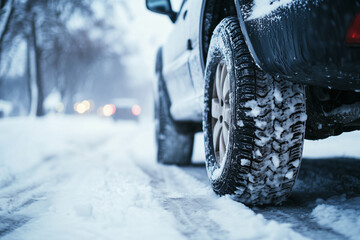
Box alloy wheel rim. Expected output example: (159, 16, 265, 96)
(211, 60, 230, 165)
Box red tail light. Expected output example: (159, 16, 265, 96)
(346, 12, 360, 45)
(131, 105, 141, 116)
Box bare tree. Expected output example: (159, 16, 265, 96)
(0, 0, 14, 88)
(1, 0, 95, 116)
(1, 0, 130, 116)
(0, 0, 14, 48)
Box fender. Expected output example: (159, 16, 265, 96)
(234, 0, 360, 90)
(155, 47, 163, 74)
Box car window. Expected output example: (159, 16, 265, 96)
(173, 0, 187, 22)
(171, 0, 185, 13)
(178, 0, 187, 13)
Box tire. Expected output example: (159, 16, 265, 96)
(154, 73, 194, 165)
(203, 17, 307, 205)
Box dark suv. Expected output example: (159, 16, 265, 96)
(146, 0, 360, 205)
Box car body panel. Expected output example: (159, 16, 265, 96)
(162, 0, 203, 121)
(235, 0, 360, 90)
(158, 0, 360, 122)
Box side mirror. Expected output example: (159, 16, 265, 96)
(146, 0, 177, 23)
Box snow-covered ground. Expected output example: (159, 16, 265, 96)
(0, 116, 359, 240)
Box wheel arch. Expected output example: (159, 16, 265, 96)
(200, 0, 249, 71)
(201, 0, 360, 90)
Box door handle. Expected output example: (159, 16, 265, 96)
(187, 39, 193, 50)
(183, 10, 188, 20)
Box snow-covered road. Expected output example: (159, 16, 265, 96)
(0, 116, 359, 240)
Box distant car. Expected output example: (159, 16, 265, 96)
(109, 98, 141, 121)
(146, 0, 360, 205)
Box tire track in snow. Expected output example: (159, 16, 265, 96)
(0, 156, 58, 237)
(135, 161, 226, 240)
(0, 125, 120, 238)
(135, 159, 306, 240)
(0, 215, 30, 237)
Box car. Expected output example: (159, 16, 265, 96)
(109, 98, 141, 121)
(146, 0, 360, 205)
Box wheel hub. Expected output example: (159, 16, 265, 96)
(211, 60, 230, 165)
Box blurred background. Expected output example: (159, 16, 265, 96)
(0, 0, 183, 120)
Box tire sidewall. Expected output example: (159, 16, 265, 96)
(204, 22, 237, 193)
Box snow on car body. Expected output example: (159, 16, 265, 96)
(146, 0, 360, 205)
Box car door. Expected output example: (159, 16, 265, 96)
(162, 0, 200, 121)
(186, 0, 205, 112)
